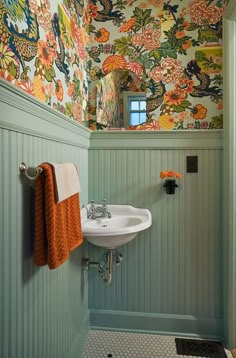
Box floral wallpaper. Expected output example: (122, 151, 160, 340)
(86, 0, 226, 130)
(0, 0, 90, 124)
(0, 0, 227, 130)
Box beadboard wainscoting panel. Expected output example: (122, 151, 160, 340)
(0, 80, 90, 358)
(88, 133, 223, 338)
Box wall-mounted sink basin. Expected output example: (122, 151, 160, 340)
(81, 205, 152, 249)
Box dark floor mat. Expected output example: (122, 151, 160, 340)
(175, 338, 227, 357)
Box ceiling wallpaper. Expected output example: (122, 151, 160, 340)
(0, 0, 227, 130)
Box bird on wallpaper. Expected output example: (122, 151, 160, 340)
(0, 0, 39, 80)
(146, 79, 165, 113)
(91, 0, 124, 23)
(186, 60, 223, 102)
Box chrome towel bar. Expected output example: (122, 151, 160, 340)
(19, 162, 43, 181)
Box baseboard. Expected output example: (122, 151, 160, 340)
(89, 310, 223, 339)
(68, 312, 89, 358)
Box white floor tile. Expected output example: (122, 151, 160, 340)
(81, 330, 233, 358)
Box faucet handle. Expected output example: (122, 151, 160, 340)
(90, 200, 96, 212)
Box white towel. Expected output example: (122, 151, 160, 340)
(51, 163, 81, 203)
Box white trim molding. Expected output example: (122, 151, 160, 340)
(90, 130, 223, 150)
(223, 0, 236, 349)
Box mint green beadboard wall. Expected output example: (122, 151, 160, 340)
(88, 131, 223, 338)
(0, 79, 90, 358)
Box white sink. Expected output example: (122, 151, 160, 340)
(81, 205, 152, 249)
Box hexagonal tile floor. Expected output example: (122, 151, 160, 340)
(81, 330, 233, 358)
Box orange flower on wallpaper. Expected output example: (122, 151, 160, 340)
(126, 119, 161, 131)
(126, 61, 143, 76)
(70, 18, 79, 41)
(94, 28, 110, 43)
(142, 120, 161, 130)
(102, 55, 127, 74)
(164, 90, 186, 106)
(183, 21, 191, 30)
(191, 104, 207, 120)
(55, 79, 64, 102)
(87, 4, 98, 18)
(67, 82, 75, 97)
(0, 69, 15, 82)
(119, 18, 136, 32)
(217, 101, 223, 110)
(176, 31, 186, 39)
(159, 114, 175, 130)
(182, 40, 192, 50)
(16, 79, 34, 95)
(37, 40, 53, 69)
(83, 4, 98, 25)
(33, 76, 46, 102)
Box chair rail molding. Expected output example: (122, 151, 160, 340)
(90, 130, 223, 150)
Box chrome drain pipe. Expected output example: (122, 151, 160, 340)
(101, 249, 113, 284)
(82, 249, 122, 285)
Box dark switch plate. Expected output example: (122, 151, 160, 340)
(187, 156, 198, 173)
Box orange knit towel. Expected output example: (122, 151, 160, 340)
(34, 163, 83, 269)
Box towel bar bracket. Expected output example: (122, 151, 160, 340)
(19, 162, 43, 181)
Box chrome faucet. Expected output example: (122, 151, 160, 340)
(87, 199, 112, 219)
(86, 200, 96, 219)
